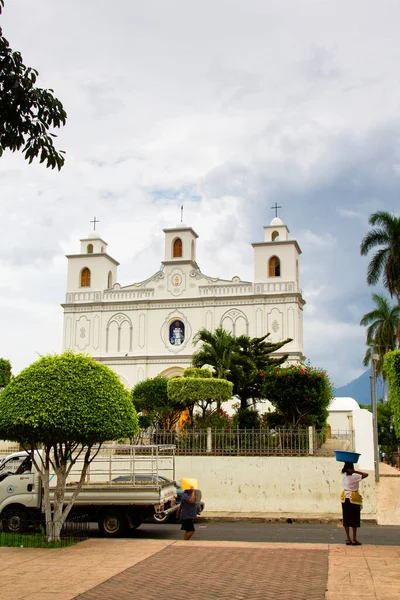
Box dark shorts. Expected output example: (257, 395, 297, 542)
(180, 519, 195, 532)
(342, 498, 361, 528)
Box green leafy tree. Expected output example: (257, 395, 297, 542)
(384, 350, 400, 437)
(0, 351, 138, 541)
(167, 368, 233, 426)
(261, 364, 333, 428)
(132, 376, 186, 430)
(230, 333, 292, 414)
(0, 1, 66, 169)
(360, 212, 400, 318)
(360, 293, 400, 400)
(0, 357, 12, 389)
(192, 328, 292, 417)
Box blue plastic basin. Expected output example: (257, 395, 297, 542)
(334, 450, 361, 463)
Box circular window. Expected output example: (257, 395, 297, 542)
(170, 320, 185, 346)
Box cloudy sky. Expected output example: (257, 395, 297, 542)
(1, 0, 399, 387)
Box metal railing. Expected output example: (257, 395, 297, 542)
(136, 428, 354, 457)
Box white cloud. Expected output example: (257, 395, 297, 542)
(1, 0, 400, 388)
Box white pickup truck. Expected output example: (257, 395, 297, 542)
(0, 444, 178, 536)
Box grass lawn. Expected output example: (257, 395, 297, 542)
(0, 530, 85, 548)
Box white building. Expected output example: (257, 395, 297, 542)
(62, 216, 305, 388)
(328, 397, 374, 471)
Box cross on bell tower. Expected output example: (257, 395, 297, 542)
(271, 202, 282, 219)
(90, 216, 100, 231)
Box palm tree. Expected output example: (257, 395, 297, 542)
(192, 328, 238, 379)
(360, 293, 400, 401)
(360, 212, 400, 309)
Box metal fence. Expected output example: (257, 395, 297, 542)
(0, 514, 89, 548)
(135, 428, 354, 457)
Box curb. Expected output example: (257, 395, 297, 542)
(197, 516, 378, 524)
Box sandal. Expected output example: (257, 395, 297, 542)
(345, 541, 353, 545)
(352, 541, 362, 545)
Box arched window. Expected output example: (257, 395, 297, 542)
(191, 240, 195, 261)
(101, 245, 104, 253)
(173, 238, 183, 258)
(271, 231, 279, 241)
(87, 244, 94, 254)
(268, 256, 280, 277)
(80, 267, 91, 287)
(108, 271, 113, 289)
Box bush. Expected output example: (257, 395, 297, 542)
(261, 363, 333, 428)
(233, 408, 261, 429)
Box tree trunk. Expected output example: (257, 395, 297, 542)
(37, 445, 93, 542)
(240, 397, 249, 411)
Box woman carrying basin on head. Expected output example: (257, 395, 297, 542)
(341, 461, 368, 546)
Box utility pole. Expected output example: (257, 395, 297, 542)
(371, 353, 380, 482)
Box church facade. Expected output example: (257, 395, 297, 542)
(62, 217, 305, 388)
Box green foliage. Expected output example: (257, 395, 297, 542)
(0, 2, 66, 169)
(0, 352, 138, 445)
(132, 376, 185, 430)
(261, 364, 333, 428)
(192, 328, 238, 378)
(360, 211, 400, 308)
(360, 294, 400, 357)
(168, 372, 233, 406)
(168, 367, 233, 425)
(0, 531, 82, 549)
(190, 407, 233, 429)
(0, 358, 12, 388)
(192, 327, 292, 410)
(184, 367, 212, 378)
(384, 350, 400, 436)
(233, 408, 261, 429)
(230, 334, 291, 410)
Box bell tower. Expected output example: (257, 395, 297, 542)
(252, 216, 302, 292)
(65, 230, 119, 293)
(162, 223, 199, 267)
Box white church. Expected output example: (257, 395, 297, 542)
(62, 216, 305, 388)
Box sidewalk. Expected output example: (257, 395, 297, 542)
(1, 537, 400, 600)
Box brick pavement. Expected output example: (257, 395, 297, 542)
(1, 539, 400, 600)
(74, 543, 329, 600)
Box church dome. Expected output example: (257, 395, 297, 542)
(329, 397, 360, 412)
(270, 217, 284, 226)
(88, 231, 101, 239)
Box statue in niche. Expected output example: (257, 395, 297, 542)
(170, 320, 185, 346)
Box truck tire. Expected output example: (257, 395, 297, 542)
(153, 511, 170, 524)
(2, 508, 28, 533)
(98, 510, 128, 538)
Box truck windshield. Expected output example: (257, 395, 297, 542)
(0, 455, 26, 474)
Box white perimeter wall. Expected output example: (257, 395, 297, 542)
(353, 410, 374, 471)
(175, 456, 376, 516)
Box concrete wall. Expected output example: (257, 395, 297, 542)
(175, 456, 376, 517)
(352, 410, 374, 471)
(377, 477, 400, 525)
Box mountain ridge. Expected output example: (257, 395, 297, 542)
(334, 370, 384, 405)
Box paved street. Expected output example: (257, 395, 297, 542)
(110, 521, 400, 546)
